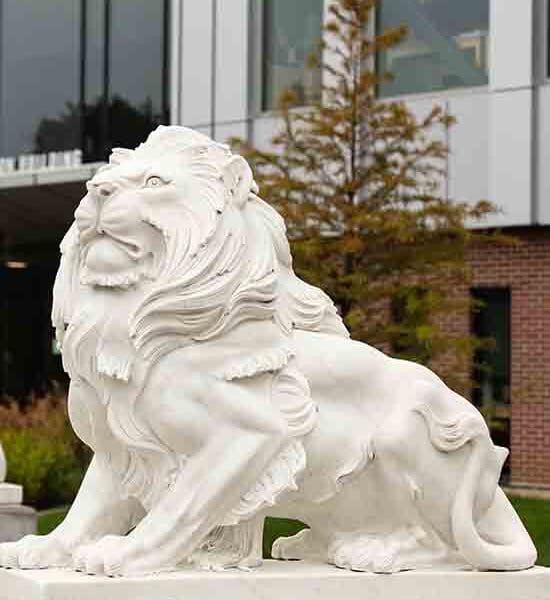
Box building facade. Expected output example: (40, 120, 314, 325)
(0, 0, 549, 487)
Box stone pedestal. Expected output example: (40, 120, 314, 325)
(0, 484, 22, 506)
(0, 505, 36, 543)
(0, 447, 37, 541)
(0, 561, 548, 600)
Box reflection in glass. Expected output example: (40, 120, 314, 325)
(0, 0, 81, 156)
(85, 0, 106, 106)
(262, 0, 324, 110)
(0, 0, 169, 163)
(108, 0, 167, 151)
(471, 288, 510, 459)
(378, 0, 489, 97)
(82, 0, 169, 161)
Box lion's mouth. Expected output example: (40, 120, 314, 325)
(81, 235, 153, 288)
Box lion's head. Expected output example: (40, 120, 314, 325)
(52, 126, 347, 362)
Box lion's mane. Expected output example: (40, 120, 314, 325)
(53, 126, 348, 367)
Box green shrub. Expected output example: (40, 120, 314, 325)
(0, 392, 90, 509)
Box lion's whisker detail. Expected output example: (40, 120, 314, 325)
(0, 125, 536, 578)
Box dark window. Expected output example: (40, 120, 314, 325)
(377, 0, 489, 97)
(471, 288, 511, 459)
(262, 0, 323, 110)
(0, 260, 62, 398)
(0, 0, 170, 163)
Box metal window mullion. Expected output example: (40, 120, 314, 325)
(101, 0, 111, 157)
(79, 0, 87, 159)
(162, 0, 170, 124)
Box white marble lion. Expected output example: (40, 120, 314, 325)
(0, 126, 536, 576)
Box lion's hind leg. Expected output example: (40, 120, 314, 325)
(272, 527, 329, 561)
(412, 384, 536, 570)
(326, 525, 458, 573)
(189, 514, 264, 571)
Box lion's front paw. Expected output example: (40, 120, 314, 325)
(73, 535, 134, 576)
(0, 535, 72, 569)
(74, 535, 176, 576)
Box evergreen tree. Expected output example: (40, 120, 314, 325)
(233, 0, 500, 388)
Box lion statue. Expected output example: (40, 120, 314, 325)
(0, 126, 536, 576)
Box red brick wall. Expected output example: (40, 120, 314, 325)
(436, 228, 550, 487)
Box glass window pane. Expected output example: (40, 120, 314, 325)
(262, 0, 323, 110)
(471, 287, 511, 463)
(0, 0, 81, 156)
(85, 0, 106, 106)
(82, 0, 107, 162)
(378, 0, 489, 97)
(472, 288, 511, 407)
(108, 0, 167, 150)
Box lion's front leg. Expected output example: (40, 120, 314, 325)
(94, 425, 288, 576)
(66, 355, 298, 576)
(0, 455, 144, 570)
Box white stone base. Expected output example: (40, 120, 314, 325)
(0, 484, 22, 506)
(0, 561, 548, 600)
(0, 505, 36, 543)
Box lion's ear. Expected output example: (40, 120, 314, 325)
(223, 156, 253, 208)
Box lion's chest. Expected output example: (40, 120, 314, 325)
(62, 288, 143, 389)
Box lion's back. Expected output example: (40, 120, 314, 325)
(292, 330, 449, 418)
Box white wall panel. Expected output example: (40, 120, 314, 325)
(215, 0, 249, 125)
(490, 0, 533, 90)
(447, 93, 490, 206)
(214, 122, 247, 145)
(402, 96, 449, 201)
(180, 0, 213, 127)
(169, 0, 182, 125)
(536, 86, 550, 224)
(488, 89, 532, 226)
(250, 115, 281, 151)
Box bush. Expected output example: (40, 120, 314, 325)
(0, 391, 90, 509)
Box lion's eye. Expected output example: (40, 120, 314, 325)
(145, 175, 165, 188)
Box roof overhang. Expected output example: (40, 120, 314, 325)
(0, 163, 104, 247)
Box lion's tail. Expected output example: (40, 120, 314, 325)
(416, 401, 536, 571)
(451, 434, 537, 571)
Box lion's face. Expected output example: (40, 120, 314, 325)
(56, 125, 283, 357)
(74, 155, 193, 288)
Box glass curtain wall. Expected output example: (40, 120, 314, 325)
(262, 0, 324, 110)
(0, 0, 81, 158)
(0, 0, 169, 162)
(377, 0, 489, 97)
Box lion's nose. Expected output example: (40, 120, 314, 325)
(87, 180, 116, 199)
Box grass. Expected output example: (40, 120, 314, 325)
(37, 506, 68, 536)
(38, 497, 550, 566)
(510, 496, 550, 567)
